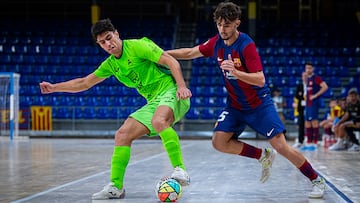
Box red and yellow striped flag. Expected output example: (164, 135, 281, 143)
(31, 106, 52, 131)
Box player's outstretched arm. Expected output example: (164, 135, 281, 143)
(166, 46, 203, 60)
(39, 73, 105, 94)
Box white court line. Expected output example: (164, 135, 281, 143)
(11, 143, 194, 203)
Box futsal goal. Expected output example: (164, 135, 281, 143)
(0, 72, 20, 140)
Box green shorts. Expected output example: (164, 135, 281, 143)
(130, 87, 190, 136)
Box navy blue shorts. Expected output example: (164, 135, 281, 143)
(213, 99, 286, 139)
(305, 99, 321, 121)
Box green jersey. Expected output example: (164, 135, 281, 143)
(94, 37, 175, 101)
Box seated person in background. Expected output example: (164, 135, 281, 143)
(332, 97, 347, 132)
(330, 88, 360, 151)
(319, 97, 343, 146)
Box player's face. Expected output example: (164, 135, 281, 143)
(216, 18, 240, 41)
(305, 64, 314, 76)
(348, 94, 358, 103)
(96, 31, 122, 57)
(329, 100, 336, 108)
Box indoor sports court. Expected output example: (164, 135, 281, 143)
(1, 136, 358, 203)
(1, 0, 359, 203)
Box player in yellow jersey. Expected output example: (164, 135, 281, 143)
(319, 98, 343, 146)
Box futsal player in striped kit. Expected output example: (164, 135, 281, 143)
(303, 62, 328, 150)
(167, 1, 326, 198)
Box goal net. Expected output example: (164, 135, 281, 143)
(0, 72, 20, 140)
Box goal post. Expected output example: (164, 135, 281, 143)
(0, 72, 20, 140)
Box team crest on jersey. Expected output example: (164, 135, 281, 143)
(234, 58, 242, 68)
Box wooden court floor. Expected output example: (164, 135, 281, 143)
(0, 136, 358, 203)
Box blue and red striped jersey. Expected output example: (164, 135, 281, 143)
(199, 33, 269, 111)
(306, 75, 324, 106)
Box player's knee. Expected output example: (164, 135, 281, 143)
(212, 139, 222, 151)
(338, 124, 346, 131)
(269, 134, 287, 154)
(212, 136, 226, 152)
(114, 128, 132, 145)
(274, 143, 288, 155)
(151, 119, 165, 132)
(151, 117, 172, 132)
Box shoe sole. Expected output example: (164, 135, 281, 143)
(91, 189, 125, 200)
(308, 194, 324, 199)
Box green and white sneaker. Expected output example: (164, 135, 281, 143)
(309, 177, 326, 198)
(258, 148, 276, 183)
(170, 166, 190, 186)
(92, 182, 125, 200)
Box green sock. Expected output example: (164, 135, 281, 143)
(159, 127, 185, 170)
(110, 146, 130, 189)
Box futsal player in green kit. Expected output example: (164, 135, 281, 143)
(39, 18, 192, 199)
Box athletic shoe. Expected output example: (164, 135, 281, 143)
(347, 144, 360, 151)
(299, 144, 309, 151)
(306, 143, 317, 151)
(292, 142, 303, 148)
(171, 166, 190, 186)
(92, 182, 125, 200)
(328, 139, 347, 151)
(258, 148, 276, 183)
(309, 177, 326, 198)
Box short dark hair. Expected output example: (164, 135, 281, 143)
(348, 87, 358, 95)
(91, 18, 116, 41)
(213, 1, 241, 22)
(305, 61, 313, 66)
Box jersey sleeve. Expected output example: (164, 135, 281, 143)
(134, 37, 163, 63)
(93, 58, 113, 78)
(243, 43, 263, 73)
(315, 75, 324, 85)
(199, 35, 218, 57)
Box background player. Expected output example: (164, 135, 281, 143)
(303, 62, 328, 150)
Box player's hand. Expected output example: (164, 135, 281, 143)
(39, 81, 55, 94)
(176, 86, 192, 100)
(220, 54, 235, 72)
(309, 95, 316, 100)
